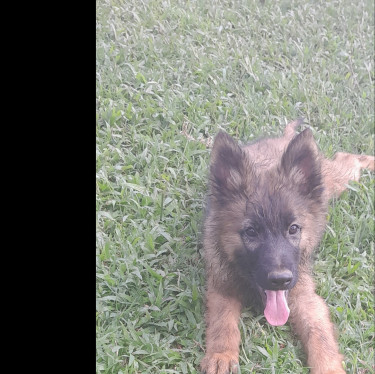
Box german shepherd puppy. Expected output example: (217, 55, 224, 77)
(200, 119, 374, 374)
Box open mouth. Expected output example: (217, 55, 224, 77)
(258, 286, 290, 326)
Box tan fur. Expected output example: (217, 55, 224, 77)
(289, 272, 345, 374)
(200, 291, 242, 374)
(322, 152, 375, 199)
(201, 120, 374, 374)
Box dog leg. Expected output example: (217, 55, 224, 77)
(200, 287, 242, 374)
(322, 152, 375, 199)
(288, 272, 345, 374)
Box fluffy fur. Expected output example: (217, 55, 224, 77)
(201, 119, 374, 374)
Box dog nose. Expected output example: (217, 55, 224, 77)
(268, 270, 293, 288)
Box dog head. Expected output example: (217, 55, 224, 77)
(207, 128, 326, 325)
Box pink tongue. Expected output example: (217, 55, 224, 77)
(264, 290, 290, 326)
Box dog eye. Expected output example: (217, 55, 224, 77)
(245, 227, 257, 237)
(289, 224, 300, 235)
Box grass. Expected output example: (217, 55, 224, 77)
(96, 0, 374, 372)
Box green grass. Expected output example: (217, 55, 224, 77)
(96, 0, 374, 373)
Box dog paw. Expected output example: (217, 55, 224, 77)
(311, 365, 346, 374)
(323, 368, 346, 374)
(200, 351, 239, 374)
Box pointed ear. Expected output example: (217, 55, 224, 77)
(281, 128, 323, 198)
(210, 131, 245, 196)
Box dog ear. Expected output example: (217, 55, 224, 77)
(210, 131, 245, 196)
(281, 128, 323, 199)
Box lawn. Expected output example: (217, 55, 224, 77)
(96, 0, 374, 373)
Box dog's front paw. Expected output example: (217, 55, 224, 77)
(311, 363, 346, 374)
(200, 351, 239, 374)
(321, 367, 346, 374)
